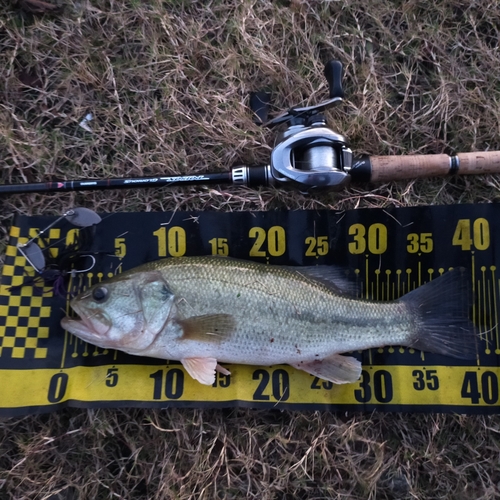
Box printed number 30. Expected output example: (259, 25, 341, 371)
(348, 224, 387, 255)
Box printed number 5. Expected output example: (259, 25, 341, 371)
(106, 368, 119, 387)
(115, 238, 126, 257)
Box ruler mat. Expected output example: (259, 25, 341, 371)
(0, 206, 498, 416)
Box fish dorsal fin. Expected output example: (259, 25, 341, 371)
(291, 353, 362, 384)
(291, 266, 358, 296)
(181, 357, 217, 385)
(178, 314, 236, 342)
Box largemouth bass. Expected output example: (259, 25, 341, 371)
(61, 256, 476, 385)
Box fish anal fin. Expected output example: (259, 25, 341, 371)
(291, 354, 362, 384)
(178, 314, 236, 343)
(181, 357, 218, 385)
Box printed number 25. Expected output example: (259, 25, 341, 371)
(305, 236, 328, 257)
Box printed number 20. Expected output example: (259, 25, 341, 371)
(252, 369, 289, 401)
(249, 226, 286, 257)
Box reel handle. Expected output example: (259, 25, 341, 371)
(324, 60, 344, 99)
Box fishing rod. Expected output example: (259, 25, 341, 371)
(2, 60, 500, 195)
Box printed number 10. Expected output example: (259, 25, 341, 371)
(153, 226, 186, 257)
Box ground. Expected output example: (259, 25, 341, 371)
(1, 1, 500, 498)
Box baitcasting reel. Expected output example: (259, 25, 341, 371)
(232, 61, 353, 191)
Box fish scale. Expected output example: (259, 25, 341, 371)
(158, 259, 406, 359)
(61, 256, 477, 385)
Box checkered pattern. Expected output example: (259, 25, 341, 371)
(0, 225, 61, 360)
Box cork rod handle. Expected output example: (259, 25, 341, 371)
(368, 151, 500, 183)
(456, 151, 500, 175)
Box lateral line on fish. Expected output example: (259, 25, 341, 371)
(253, 279, 280, 296)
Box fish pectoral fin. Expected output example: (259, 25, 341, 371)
(181, 357, 218, 385)
(179, 314, 236, 343)
(291, 354, 362, 384)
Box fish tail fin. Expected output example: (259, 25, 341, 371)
(398, 267, 478, 359)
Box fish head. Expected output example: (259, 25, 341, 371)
(61, 271, 177, 353)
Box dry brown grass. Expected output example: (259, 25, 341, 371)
(1, 0, 500, 498)
(1, 409, 499, 499)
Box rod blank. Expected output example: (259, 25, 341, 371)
(0, 172, 232, 195)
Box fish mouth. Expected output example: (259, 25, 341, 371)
(61, 306, 111, 342)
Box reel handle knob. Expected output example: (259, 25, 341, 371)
(324, 60, 344, 99)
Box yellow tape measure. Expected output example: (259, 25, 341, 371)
(1, 364, 498, 415)
(0, 206, 498, 416)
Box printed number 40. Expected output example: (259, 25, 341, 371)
(452, 219, 490, 251)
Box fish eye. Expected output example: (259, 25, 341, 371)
(92, 286, 108, 302)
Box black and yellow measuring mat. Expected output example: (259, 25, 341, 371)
(0, 206, 499, 416)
